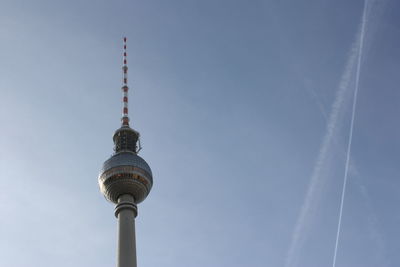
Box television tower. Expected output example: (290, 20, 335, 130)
(99, 37, 153, 267)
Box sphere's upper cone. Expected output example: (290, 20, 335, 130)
(99, 152, 153, 204)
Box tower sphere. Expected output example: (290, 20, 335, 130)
(99, 151, 153, 204)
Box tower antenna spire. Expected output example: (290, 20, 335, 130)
(122, 37, 130, 126)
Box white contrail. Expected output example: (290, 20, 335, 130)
(285, 40, 358, 267)
(332, 0, 369, 266)
(284, 2, 371, 266)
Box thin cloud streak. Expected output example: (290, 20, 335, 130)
(353, 172, 390, 266)
(284, 2, 372, 265)
(332, 0, 369, 266)
(285, 41, 357, 267)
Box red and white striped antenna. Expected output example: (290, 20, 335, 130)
(121, 37, 130, 126)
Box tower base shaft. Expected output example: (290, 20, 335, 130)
(115, 194, 137, 267)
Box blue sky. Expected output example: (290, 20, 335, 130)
(0, 0, 399, 266)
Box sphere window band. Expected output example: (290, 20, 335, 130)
(99, 166, 152, 183)
(108, 173, 150, 187)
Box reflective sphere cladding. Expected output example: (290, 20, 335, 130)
(99, 152, 153, 204)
